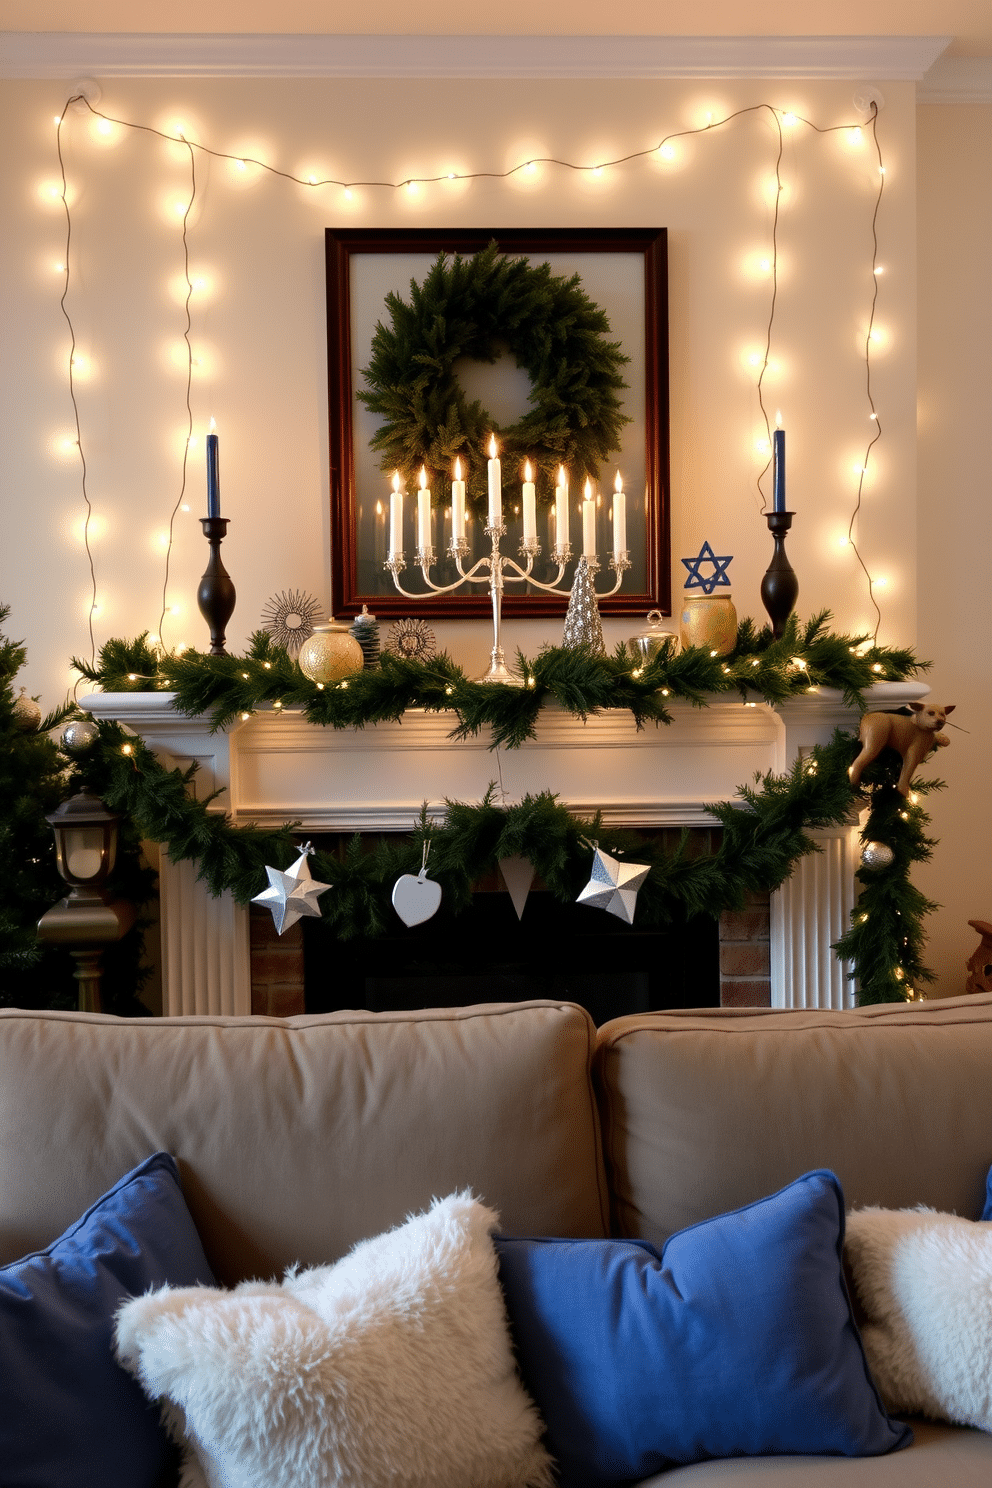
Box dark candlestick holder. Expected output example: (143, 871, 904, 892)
(197, 517, 236, 656)
(760, 510, 799, 639)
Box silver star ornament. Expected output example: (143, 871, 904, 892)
(252, 845, 331, 935)
(576, 847, 650, 925)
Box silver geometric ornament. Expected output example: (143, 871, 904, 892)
(576, 845, 650, 925)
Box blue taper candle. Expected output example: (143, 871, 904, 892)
(773, 428, 786, 513)
(206, 427, 221, 519)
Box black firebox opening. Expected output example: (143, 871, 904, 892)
(303, 890, 719, 1026)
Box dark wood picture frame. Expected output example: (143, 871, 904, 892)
(325, 227, 670, 619)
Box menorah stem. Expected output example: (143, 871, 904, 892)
(477, 531, 523, 685)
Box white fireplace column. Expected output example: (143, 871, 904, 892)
(83, 683, 928, 1017)
(84, 694, 252, 1017)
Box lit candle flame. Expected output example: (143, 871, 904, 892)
(454, 456, 462, 479)
(557, 465, 567, 488)
(584, 478, 593, 500)
(488, 434, 498, 459)
(392, 470, 400, 492)
(419, 466, 427, 490)
(524, 460, 533, 482)
(614, 470, 623, 492)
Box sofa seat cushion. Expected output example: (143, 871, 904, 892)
(496, 1171, 909, 1488)
(634, 1419, 992, 1485)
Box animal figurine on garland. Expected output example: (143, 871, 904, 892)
(848, 701, 955, 798)
(965, 920, 992, 994)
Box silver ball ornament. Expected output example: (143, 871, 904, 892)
(861, 841, 895, 870)
(61, 717, 100, 755)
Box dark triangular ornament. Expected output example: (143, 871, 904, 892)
(562, 556, 605, 652)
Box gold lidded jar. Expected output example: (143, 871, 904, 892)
(630, 609, 680, 661)
(297, 620, 365, 684)
(679, 593, 738, 657)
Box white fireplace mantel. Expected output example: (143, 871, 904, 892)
(83, 682, 929, 1018)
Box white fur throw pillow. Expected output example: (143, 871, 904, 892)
(845, 1206, 992, 1430)
(115, 1192, 554, 1488)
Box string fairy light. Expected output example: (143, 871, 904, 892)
(52, 93, 890, 656)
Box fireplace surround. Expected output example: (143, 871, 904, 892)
(83, 682, 928, 1017)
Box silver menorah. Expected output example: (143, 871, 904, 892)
(384, 445, 630, 683)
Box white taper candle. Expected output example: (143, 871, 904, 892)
(612, 471, 626, 558)
(451, 456, 466, 543)
(522, 460, 537, 545)
(487, 435, 502, 529)
(582, 479, 596, 558)
(555, 466, 570, 550)
(417, 467, 432, 552)
(389, 471, 403, 558)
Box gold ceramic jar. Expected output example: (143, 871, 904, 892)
(678, 593, 738, 657)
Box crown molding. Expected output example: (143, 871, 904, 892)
(918, 57, 992, 102)
(0, 32, 953, 81)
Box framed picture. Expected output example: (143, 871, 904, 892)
(325, 227, 670, 619)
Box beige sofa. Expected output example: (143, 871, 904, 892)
(2, 993, 992, 1484)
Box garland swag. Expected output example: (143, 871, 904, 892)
(355, 242, 631, 503)
(69, 717, 942, 1006)
(69, 610, 938, 1003)
(73, 611, 926, 748)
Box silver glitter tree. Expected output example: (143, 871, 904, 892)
(561, 556, 605, 653)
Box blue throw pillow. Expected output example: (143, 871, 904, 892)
(496, 1170, 911, 1488)
(0, 1151, 216, 1488)
(982, 1163, 992, 1221)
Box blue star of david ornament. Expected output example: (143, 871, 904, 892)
(680, 541, 733, 595)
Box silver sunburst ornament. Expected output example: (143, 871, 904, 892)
(385, 618, 437, 662)
(260, 590, 322, 657)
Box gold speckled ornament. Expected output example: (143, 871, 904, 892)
(297, 622, 365, 684)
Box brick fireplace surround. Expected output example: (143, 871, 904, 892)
(84, 682, 928, 1017)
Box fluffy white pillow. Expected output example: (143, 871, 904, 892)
(845, 1206, 992, 1430)
(115, 1191, 554, 1488)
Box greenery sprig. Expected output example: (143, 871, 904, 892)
(72, 611, 928, 749)
(356, 242, 631, 502)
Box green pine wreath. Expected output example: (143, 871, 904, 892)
(357, 241, 631, 507)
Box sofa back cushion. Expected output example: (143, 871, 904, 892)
(0, 1001, 608, 1283)
(595, 994, 992, 1244)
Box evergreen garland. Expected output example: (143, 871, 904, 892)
(65, 714, 943, 1004)
(355, 242, 631, 503)
(72, 611, 928, 748)
(833, 777, 942, 1003)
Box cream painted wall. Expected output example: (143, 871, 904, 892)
(915, 104, 992, 996)
(1, 77, 917, 685)
(2, 73, 948, 987)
